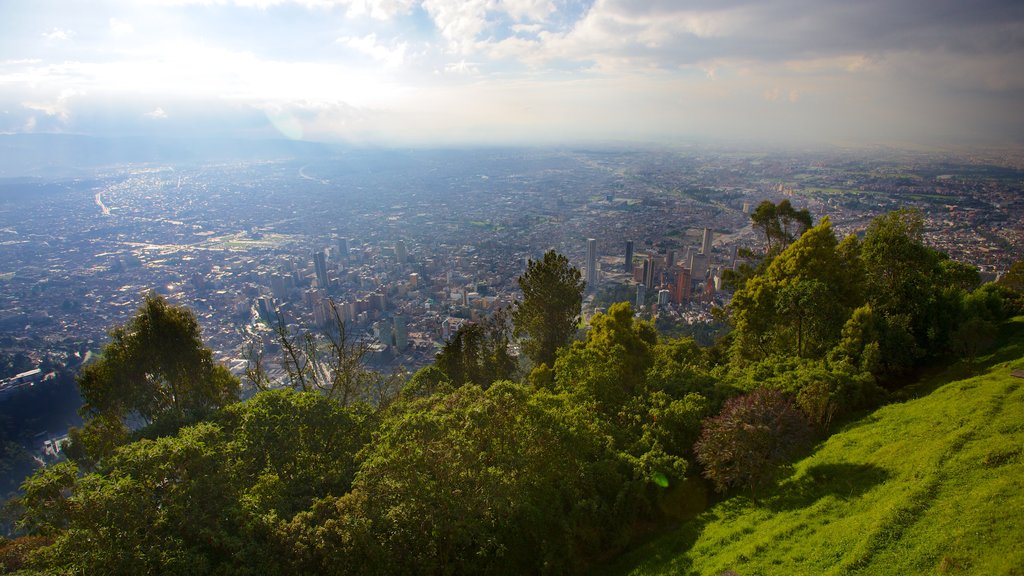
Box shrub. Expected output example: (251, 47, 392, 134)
(694, 388, 812, 503)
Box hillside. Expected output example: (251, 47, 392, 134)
(607, 317, 1024, 576)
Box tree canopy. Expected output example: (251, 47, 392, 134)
(512, 250, 585, 369)
(73, 294, 239, 461)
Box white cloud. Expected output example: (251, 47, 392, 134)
(109, 18, 135, 38)
(144, 107, 168, 118)
(498, 0, 555, 22)
(338, 34, 408, 67)
(42, 28, 74, 42)
(140, 0, 414, 16)
(345, 0, 417, 19)
(21, 89, 83, 123)
(421, 0, 491, 53)
(442, 59, 479, 75)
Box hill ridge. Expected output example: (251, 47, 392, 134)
(609, 317, 1024, 576)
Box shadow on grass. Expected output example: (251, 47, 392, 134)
(767, 462, 890, 513)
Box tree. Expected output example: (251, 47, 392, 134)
(512, 250, 585, 369)
(996, 260, 1024, 292)
(16, 389, 374, 574)
(750, 199, 812, 256)
(694, 388, 812, 504)
(348, 382, 640, 574)
(729, 218, 859, 362)
(554, 302, 656, 411)
(435, 307, 516, 387)
(76, 294, 239, 433)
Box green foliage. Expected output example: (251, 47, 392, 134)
(694, 389, 813, 504)
(348, 382, 642, 574)
(435, 307, 516, 387)
(15, 461, 78, 537)
(750, 199, 813, 256)
(995, 260, 1024, 292)
(15, 389, 373, 574)
(399, 365, 453, 400)
(608, 317, 1024, 576)
(730, 218, 861, 362)
(554, 302, 657, 410)
(75, 294, 239, 448)
(513, 250, 585, 368)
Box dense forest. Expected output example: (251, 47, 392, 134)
(2, 205, 1022, 574)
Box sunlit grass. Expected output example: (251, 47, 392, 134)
(607, 317, 1024, 576)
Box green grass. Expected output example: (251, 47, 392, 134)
(607, 317, 1024, 576)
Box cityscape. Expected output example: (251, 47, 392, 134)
(2, 144, 1021, 398)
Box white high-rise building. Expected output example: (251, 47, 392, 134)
(586, 238, 598, 290)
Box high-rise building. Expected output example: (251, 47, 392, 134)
(673, 268, 692, 304)
(701, 228, 713, 256)
(337, 237, 349, 262)
(642, 254, 655, 288)
(689, 252, 708, 280)
(270, 274, 288, 300)
(313, 250, 329, 290)
(624, 240, 634, 273)
(666, 249, 675, 269)
(394, 316, 409, 351)
(395, 239, 408, 265)
(658, 289, 670, 306)
(586, 238, 598, 290)
(636, 283, 646, 309)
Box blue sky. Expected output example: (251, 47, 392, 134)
(1, 0, 1022, 147)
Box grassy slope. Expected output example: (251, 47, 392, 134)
(609, 317, 1024, 576)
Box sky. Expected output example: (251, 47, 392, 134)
(1, 0, 1022, 148)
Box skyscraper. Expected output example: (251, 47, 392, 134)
(395, 239, 408, 265)
(337, 237, 349, 262)
(642, 254, 655, 288)
(624, 240, 634, 273)
(313, 250, 329, 290)
(393, 316, 409, 351)
(701, 227, 713, 256)
(586, 238, 598, 290)
(636, 283, 646, 310)
(673, 268, 692, 304)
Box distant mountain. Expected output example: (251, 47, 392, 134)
(0, 134, 340, 177)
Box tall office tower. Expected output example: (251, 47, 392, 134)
(313, 250, 329, 290)
(658, 289, 670, 306)
(666, 249, 675, 269)
(624, 240, 634, 273)
(270, 274, 288, 300)
(642, 255, 655, 288)
(673, 268, 692, 304)
(393, 316, 409, 351)
(586, 238, 598, 290)
(636, 283, 647, 310)
(690, 252, 708, 280)
(395, 239, 408, 265)
(337, 237, 349, 262)
(701, 227, 713, 255)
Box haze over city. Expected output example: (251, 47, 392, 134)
(3, 0, 1023, 147)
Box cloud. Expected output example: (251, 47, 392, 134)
(338, 34, 408, 67)
(144, 107, 168, 119)
(21, 89, 83, 123)
(42, 28, 74, 42)
(442, 59, 479, 75)
(109, 18, 135, 38)
(345, 0, 417, 19)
